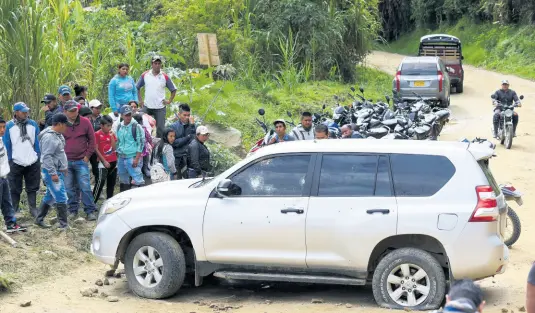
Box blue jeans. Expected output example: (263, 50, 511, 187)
(65, 160, 96, 214)
(117, 156, 144, 186)
(0, 178, 15, 225)
(41, 169, 68, 206)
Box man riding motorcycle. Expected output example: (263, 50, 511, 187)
(491, 80, 521, 138)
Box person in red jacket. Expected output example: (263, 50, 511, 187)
(62, 100, 97, 221)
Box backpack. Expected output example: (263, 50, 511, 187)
(149, 141, 169, 183)
(117, 122, 139, 142)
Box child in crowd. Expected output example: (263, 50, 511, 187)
(133, 113, 153, 177)
(0, 118, 26, 232)
(151, 128, 177, 181)
(92, 116, 118, 201)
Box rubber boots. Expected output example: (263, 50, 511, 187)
(56, 203, 68, 229)
(35, 202, 52, 228)
(27, 191, 38, 218)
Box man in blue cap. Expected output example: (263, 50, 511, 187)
(58, 85, 73, 108)
(116, 105, 145, 190)
(3, 102, 41, 217)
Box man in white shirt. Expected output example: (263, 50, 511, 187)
(3, 103, 41, 218)
(136, 55, 177, 138)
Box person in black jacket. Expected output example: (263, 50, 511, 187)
(170, 104, 196, 179)
(187, 126, 211, 178)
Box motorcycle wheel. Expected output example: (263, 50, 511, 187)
(499, 128, 505, 145)
(504, 206, 521, 247)
(505, 125, 513, 149)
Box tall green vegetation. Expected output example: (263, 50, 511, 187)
(0, 0, 382, 118)
(379, 0, 535, 41)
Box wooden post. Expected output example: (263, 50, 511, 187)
(0, 230, 17, 248)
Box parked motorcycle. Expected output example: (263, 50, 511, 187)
(500, 183, 523, 247)
(248, 109, 273, 156)
(491, 94, 524, 149)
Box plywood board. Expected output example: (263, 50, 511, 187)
(197, 33, 220, 66)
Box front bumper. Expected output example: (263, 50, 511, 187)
(91, 213, 132, 265)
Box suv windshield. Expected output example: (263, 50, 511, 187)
(401, 62, 437, 75)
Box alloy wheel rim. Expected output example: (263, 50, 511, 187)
(133, 246, 164, 288)
(386, 263, 430, 307)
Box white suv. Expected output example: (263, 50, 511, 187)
(91, 139, 509, 310)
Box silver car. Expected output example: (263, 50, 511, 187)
(393, 56, 451, 107)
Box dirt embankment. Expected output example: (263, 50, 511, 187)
(1, 51, 534, 312)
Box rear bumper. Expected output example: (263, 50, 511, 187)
(449, 77, 462, 84)
(448, 230, 509, 280)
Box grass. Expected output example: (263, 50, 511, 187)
(379, 18, 535, 80)
(175, 66, 393, 149)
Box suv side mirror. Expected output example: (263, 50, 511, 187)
(216, 179, 234, 197)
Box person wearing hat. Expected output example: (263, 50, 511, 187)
(187, 125, 211, 179)
(116, 105, 145, 190)
(268, 119, 295, 144)
(87, 99, 104, 181)
(62, 100, 98, 221)
(491, 79, 521, 138)
(38, 94, 55, 130)
(42, 93, 63, 129)
(57, 84, 73, 107)
(35, 113, 70, 230)
(136, 55, 177, 138)
(430, 279, 485, 313)
(109, 63, 139, 117)
(3, 102, 41, 217)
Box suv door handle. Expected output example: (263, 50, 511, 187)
(366, 209, 390, 215)
(281, 208, 304, 214)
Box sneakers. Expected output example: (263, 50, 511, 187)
(6, 223, 28, 233)
(86, 212, 97, 221)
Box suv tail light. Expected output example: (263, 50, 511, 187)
(438, 70, 443, 92)
(469, 186, 498, 222)
(395, 71, 401, 91)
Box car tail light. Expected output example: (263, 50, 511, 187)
(438, 70, 443, 92)
(504, 185, 516, 192)
(469, 186, 498, 222)
(395, 71, 401, 91)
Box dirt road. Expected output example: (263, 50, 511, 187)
(1, 51, 534, 312)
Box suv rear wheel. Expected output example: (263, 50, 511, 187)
(124, 232, 186, 299)
(372, 248, 446, 310)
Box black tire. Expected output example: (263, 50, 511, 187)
(504, 207, 521, 247)
(372, 248, 446, 310)
(505, 125, 513, 149)
(124, 232, 186, 299)
(456, 82, 463, 93)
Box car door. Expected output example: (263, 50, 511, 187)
(306, 154, 398, 272)
(203, 153, 315, 267)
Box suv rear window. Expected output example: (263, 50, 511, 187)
(390, 154, 456, 197)
(401, 62, 437, 75)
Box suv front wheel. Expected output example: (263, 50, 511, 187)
(124, 232, 186, 299)
(372, 248, 446, 310)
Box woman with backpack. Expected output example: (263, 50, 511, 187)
(151, 128, 177, 182)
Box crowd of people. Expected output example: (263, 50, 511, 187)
(0, 55, 212, 231)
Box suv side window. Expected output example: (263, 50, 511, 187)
(390, 154, 456, 197)
(317, 154, 392, 197)
(230, 155, 311, 197)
